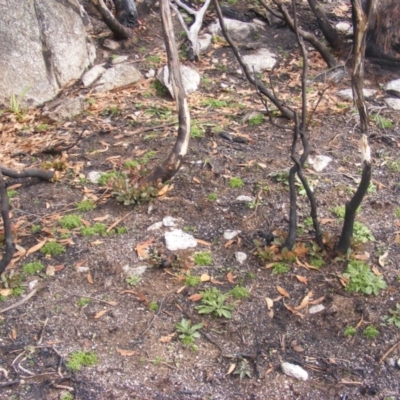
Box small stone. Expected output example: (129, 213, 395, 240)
(165, 229, 197, 251)
(122, 265, 148, 277)
(337, 88, 377, 100)
(111, 55, 128, 65)
(384, 97, 400, 111)
(82, 64, 106, 87)
(157, 65, 200, 98)
(147, 221, 163, 231)
(384, 78, 400, 97)
(95, 64, 142, 93)
(308, 155, 332, 172)
(87, 171, 102, 184)
(243, 48, 277, 72)
(76, 266, 89, 272)
(224, 230, 239, 240)
(281, 362, 308, 381)
(309, 304, 325, 314)
(43, 97, 84, 121)
(198, 33, 212, 53)
(103, 39, 120, 51)
(335, 22, 352, 35)
(28, 279, 39, 290)
(145, 69, 156, 78)
(236, 195, 254, 203)
(235, 252, 247, 264)
(163, 216, 181, 227)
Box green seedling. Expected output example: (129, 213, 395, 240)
(272, 263, 290, 275)
(343, 260, 387, 295)
(41, 242, 66, 257)
(309, 258, 324, 269)
(370, 113, 394, 129)
(247, 114, 264, 126)
(149, 301, 158, 312)
(59, 214, 82, 230)
(382, 303, 400, 327)
(228, 285, 250, 299)
(22, 262, 45, 275)
(36, 123, 48, 132)
(7, 190, 18, 198)
(344, 326, 357, 337)
(60, 392, 74, 400)
(363, 325, 379, 339)
(196, 287, 234, 318)
(229, 177, 244, 189)
(66, 351, 98, 371)
(175, 318, 203, 347)
(269, 170, 289, 184)
(191, 125, 204, 138)
(193, 252, 212, 266)
(207, 193, 218, 201)
(184, 275, 202, 287)
(146, 55, 161, 64)
(126, 275, 141, 286)
(76, 298, 91, 307)
(81, 223, 108, 236)
(31, 224, 41, 234)
(76, 200, 96, 212)
(234, 359, 252, 379)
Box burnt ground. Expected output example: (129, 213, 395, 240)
(1, 1, 400, 399)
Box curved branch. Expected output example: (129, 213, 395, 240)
(0, 167, 54, 181)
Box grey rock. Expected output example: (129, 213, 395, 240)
(0, 0, 95, 107)
(157, 65, 200, 98)
(309, 304, 325, 314)
(198, 33, 212, 53)
(385, 79, 400, 97)
(163, 216, 181, 227)
(87, 171, 102, 184)
(235, 252, 247, 264)
(103, 39, 121, 51)
(308, 155, 332, 172)
(281, 362, 308, 381)
(337, 88, 377, 100)
(147, 221, 163, 231)
(82, 64, 106, 87)
(208, 18, 264, 43)
(384, 97, 400, 110)
(243, 48, 277, 72)
(236, 195, 254, 203)
(111, 55, 129, 65)
(165, 229, 197, 251)
(95, 64, 142, 92)
(224, 230, 239, 240)
(122, 265, 147, 277)
(43, 97, 84, 121)
(145, 69, 156, 78)
(335, 22, 352, 35)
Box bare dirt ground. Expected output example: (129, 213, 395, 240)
(1, 1, 400, 399)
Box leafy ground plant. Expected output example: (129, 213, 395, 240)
(228, 285, 250, 299)
(126, 275, 141, 286)
(229, 177, 244, 189)
(234, 359, 252, 379)
(272, 263, 290, 275)
(343, 260, 387, 295)
(363, 325, 379, 339)
(22, 262, 45, 275)
(41, 242, 66, 257)
(66, 351, 98, 371)
(193, 252, 212, 266)
(77, 199, 96, 212)
(59, 214, 82, 229)
(175, 318, 203, 348)
(185, 275, 201, 287)
(344, 326, 357, 337)
(382, 303, 400, 327)
(81, 223, 108, 236)
(196, 288, 234, 318)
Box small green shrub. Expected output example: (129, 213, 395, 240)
(228, 285, 250, 299)
(343, 260, 387, 295)
(194, 252, 212, 266)
(229, 177, 244, 189)
(196, 287, 234, 318)
(149, 301, 158, 311)
(207, 193, 218, 201)
(41, 242, 66, 257)
(23, 262, 45, 275)
(344, 326, 357, 337)
(76, 200, 96, 212)
(59, 214, 82, 229)
(7, 190, 18, 198)
(175, 318, 203, 347)
(80, 223, 108, 236)
(60, 392, 74, 400)
(190, 125, 204, 138)
(234, 359, 251, 379)
(309, 258, 325, 269)
(363, 325, 379, 339)
(76, 298, 91, 307)
(185, 275, 202, 287)
(31, 224, 42, 234)
(272, 263, 290, 275)
(126, 275, 141, 286)
(66, 351, 98, 371)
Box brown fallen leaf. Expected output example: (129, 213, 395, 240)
(226, 272, 235, 284)
(372, 266, 382, 276)
(210, 277, 223, 285)
(135, 238, 154, 259)
(226, 363, 236, 375)
(277, 286, 290, 298)
(308, 296, 325, 305)
(46, 266, 55, 276)
(11, 328, 17, 340)
(116, 348, 136, 356)
(224, 239, 235, 248)
(320, 218, 336, 224)
(94, 309, 109, 319)
(378, 251, 388, 268)
(354, 252, 370, 261)
(87, 272, 94, 284)
(189, 293, 203, 302)
(93, 215, 109, 222)
(200, 273, 211, 282)
(0, 288, 12, 296)
(192, 177, 201, 184)
(157, 184, 174, 197)
(295, 291, 313, 311)
(176, 285, 186, 294)
(160, 333, 176, 343)
(265, 262, 275, 269)
(195, 238, 212, 246)
(296, 275, 308, 284)
(136, 290, 149, 305)
(265, 297, 274, 309)
(26, 239, 47, 255)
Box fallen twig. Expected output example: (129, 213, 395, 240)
(56, 286, 118, 306)
(379, 339, 400, 365)
(0, 283, 45, 314)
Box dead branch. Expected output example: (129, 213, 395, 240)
(267, 0, 338, 68)
(170, 0, 212, 61)
(213, 0, 294, 121)
(91, 0, 133, 39)
(35, 128, 86, 155)
(0, 170, 14, 274)
(336, 0, 373, 254)
(0, 166, 54, 181)
(141, 0, 191, 185)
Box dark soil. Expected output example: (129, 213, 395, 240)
(1, 1, 400, 400)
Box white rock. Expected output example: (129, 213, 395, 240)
(308, 155, 332, 172)
(122, 265, 148, 277)
(157, 65, 200, 98)
(337, 88, 377, 100)
(43, 97, 84, 121)
(198, 33, 212, 53)
(281, 362, 308, 381)
(95, 64, 142, 92)
(165, 229, 197, 251)
(243, 48, 277, 72)
(236, 195, 254, 202)
(103, 39, 120, 51)
(82, 64, 106, 87)
(208, 18, 263, 43)
(111, 55, 128, 65)
(235, 252, 247, 264)
(28, 279, 39, 290)
(76, 266, 90, 272)
(163, 216, 181, 227)
(147, 221, 163, 231)
(309, 304, 325, 314)
(384, 78, 400, 97)
(335, 22, 352, 35)
(145, 69, 156, 78)
(224, 230, 239, 240)
(87, 171, 102, 184)
(384, 97, 400, 111)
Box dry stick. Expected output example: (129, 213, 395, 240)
(106, 210, 133, 233)
(212, 0, 294, 121)
(56, 286, 117, 306)
(337, 0, 373, 254)
(268, 0, 338, 69)
(0, 170, 15, 274)
(36, 127, 87, 155)
(141, 0, 191, 185)
(140, 297, 165, 337)
(379, 339, 400, 365)
(0, 283, 46, 314)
